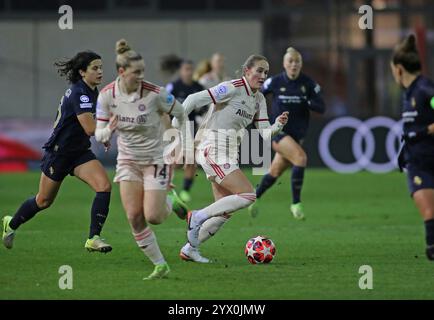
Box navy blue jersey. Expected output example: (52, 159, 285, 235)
(262, 72, 325, 141)
(43, 79, 98, 155)
(166, 79, 204, 122)
(401, 75, 434, 167)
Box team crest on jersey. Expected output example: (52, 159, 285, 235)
(80, 95, 90, 103)
(300, 86, 306, 94)
(65, 89, 72, 97)
(280, 87, 286, 92)
(414, 176, 422, 186)
(138, 104, 146, 112)
(223, 163, 230, 169)
(241, 100, 246, 105)
(136, 114, 148, 124)
(411, 97, 416, 108)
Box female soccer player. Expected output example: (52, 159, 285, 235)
(2, 51, 113, 253)
(95, 40, 187, 279)
(248, 47, 326, 220)
(177, 54, 289, 262)
(391, 35, 434, 260)
(166, 59, 205, 203)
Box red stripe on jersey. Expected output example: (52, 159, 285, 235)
(253, 118, 269, 122)
(207, 89, 217, 104)
(101, 82, 115, 98)
(142, 81, 160, 93)
(142, 85, 160, 94)
(241, 78, 250, 96)
(97, 118, 109, 122)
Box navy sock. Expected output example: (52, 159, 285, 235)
(256, 174, 277, 199)
(424, 219, 434, 246)
(89, 192, 110, 238)
(9, 197, 42, 230)
(291, 166, 305, 204)
(183, 178, 194, 192)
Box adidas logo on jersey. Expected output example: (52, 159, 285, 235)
(235, 109, 253, 120)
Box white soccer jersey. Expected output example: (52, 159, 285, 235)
(183, 77, 284, 153)
(96, 78, 184, 164)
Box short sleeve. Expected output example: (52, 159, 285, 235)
(96, 90, 111, 121)
(207, 81, 236, 104)
(158, 87, 177, 114)
(72, 91, 94, 115)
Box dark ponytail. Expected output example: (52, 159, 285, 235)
(54, 51, 101, 83)
(392, 34, 421, 73)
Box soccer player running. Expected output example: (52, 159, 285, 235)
(2, 51, 113, 252)
(95, 40, 187, 279)
(166, 60, 205, 203)
(248, 47, 326, 220)
(391, 35, 434, 260)
(177, 55, 289, 262)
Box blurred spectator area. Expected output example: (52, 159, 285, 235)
(0, 0, 433, 119)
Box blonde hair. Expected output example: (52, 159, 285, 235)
(284, 47, 302, 61)
(115, 39, 143, 70)
(193, 59, 212, 82)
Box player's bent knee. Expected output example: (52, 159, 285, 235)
(147, 216, 164, 225)
(95, 181, 111, 193)
(35, 196, 54, 209)
(294, 152, 307, 167)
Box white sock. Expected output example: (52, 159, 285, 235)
(198, 215, 229, 243)
(166, 196, 173, 214)
(196, 193, 256, 223)
(133, 227, 166, 265)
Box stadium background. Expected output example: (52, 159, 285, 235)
(1, 0, 433, 171)
(1, 0, 434, 301)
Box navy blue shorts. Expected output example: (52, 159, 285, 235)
(272, 132, 304, 146)
(406, 163, 434, 197)
(40, 149, 96, 182)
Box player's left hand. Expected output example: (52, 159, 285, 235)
(277, 111, 289, 125)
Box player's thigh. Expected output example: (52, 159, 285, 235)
(211, 181, 233, 201)
(219, 169, 255, 194)
(35, 172, 63, 208)
(272, 136, 307, 166)
(119, 181, 144, 216)
(144, 190, 169, 224)
(269, 152, 291, 177)
(73, 159, 111, 192)
(413, 189, 434, 220)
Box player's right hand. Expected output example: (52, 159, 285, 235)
(277, 111, 289, 126)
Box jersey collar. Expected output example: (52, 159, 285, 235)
(242, 77, 255, 96)
(115, 77, 142, 102)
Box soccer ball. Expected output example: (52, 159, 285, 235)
(245, 236, 276, 264)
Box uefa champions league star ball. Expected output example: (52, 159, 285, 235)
(245, 236, 276, 264)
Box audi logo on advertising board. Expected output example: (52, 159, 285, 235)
(318, 117, 403, 173)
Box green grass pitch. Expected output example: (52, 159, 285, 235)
(1, 168, 433, 299)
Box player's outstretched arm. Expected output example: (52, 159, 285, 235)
(253, 97, 288, 140)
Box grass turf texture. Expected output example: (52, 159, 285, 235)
(0, 168, 432, 299)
